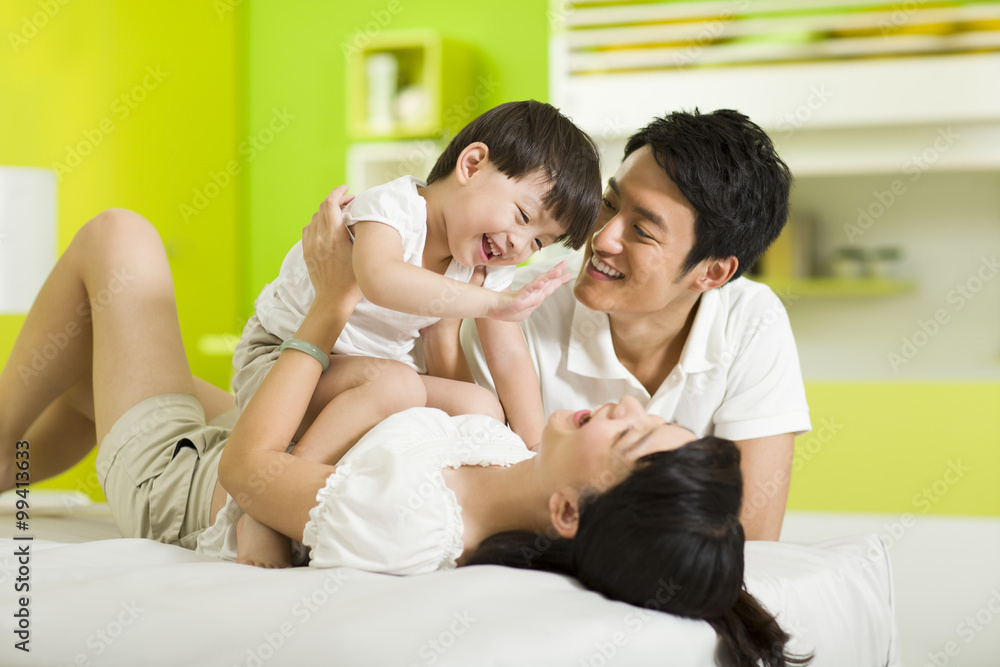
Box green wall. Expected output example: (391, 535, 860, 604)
(791, 382, 1000, 516)
(0, 0, 241, 496)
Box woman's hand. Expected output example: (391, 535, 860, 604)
(486, 261, 571, 321)
(303, 185, 361, 308)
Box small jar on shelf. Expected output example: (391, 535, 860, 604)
(830, 247, 867, 279)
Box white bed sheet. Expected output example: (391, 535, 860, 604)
(0, 515, 898, 667)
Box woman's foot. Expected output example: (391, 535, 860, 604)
(236, 513, 292, 569)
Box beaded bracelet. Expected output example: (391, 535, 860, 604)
(278, 338, 330, 371)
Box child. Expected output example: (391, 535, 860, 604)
(231, 100, 601, 566)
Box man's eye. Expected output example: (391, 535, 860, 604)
(634, 226, 651, 239)
(601, 197, 615, 210)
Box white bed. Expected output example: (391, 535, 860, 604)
(0, 498, 898, 667)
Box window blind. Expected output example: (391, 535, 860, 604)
(556, 0, 1000, 74)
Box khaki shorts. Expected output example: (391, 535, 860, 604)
(231, 315, 283, 413)
(96, 393, 228, 550)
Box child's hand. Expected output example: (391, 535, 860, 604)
(303, 185, 360, 306)
(486, 261, 571, 322)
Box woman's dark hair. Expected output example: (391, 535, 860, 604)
(426, 100, 601, 250)
(623, 109, 792, 282)
(467, 437, 811, 667)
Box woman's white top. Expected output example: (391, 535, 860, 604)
(196, 408, 534, 574)
(252, 175, 515, 372)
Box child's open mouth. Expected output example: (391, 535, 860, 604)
(480, 234, 502, 263)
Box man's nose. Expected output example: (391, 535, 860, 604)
(591, 217, 623, 254)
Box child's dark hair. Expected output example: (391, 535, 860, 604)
(624, 109, 792, 281)
(467, 437, 812, 667)
(427, 100, 601, 250)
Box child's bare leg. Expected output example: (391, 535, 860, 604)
(421, 375, 505, 422)
(236, 513, 291, 568)
(233, 355, 424, 568)
(291, 355, 426, 464)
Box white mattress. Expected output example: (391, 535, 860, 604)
(0, 503, 898, 667)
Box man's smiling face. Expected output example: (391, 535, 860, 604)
(573, 145, 705, 316)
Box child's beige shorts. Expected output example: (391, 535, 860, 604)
(96, 393, 228, 550)
(231, 315, 284, 413)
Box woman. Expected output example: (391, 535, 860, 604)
(0, 195, 808, 667)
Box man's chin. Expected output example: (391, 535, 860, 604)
(573, 275, 613, 312)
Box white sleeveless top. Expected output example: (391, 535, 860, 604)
(196, 408, 533, 574)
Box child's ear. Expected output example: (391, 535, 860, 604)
(455, 142, 490, 185)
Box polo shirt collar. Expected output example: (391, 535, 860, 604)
(567, 300, 631, 380)
(677, 287, 726, 374)
(566, 286, 728, 380)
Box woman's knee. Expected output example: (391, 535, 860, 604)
(76, 209, 164, 260)
(75, 209, 171, 291)
(82, 207, 157, 239)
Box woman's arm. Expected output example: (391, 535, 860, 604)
(219, 187, 360, 542)
(352, 220, 571, 321)
(477, 318, 545, 450)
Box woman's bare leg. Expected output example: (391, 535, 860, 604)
(0, 208, 199, 490)
(14, 376, 234, 486)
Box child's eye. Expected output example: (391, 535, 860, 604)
(534, 238, 544, 250)
(518, 207, 529, 223)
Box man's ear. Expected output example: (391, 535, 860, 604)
(455, 142, 490, 185)
(691, 256, 738, 292)
(549, 491, 581, 539)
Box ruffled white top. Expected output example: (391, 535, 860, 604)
(196, 408, 534, 575)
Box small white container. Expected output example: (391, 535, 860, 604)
(830, 247, 866, 279)
(366, 52, 398, 134)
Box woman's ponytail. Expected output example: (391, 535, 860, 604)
(708, 590, 813, 667)
(465, 530, 576, 576)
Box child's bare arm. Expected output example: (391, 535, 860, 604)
(351, 221, 569, 321)
(477, 318, 545, 450)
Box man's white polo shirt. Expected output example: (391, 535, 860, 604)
(460, 253, 811, 441)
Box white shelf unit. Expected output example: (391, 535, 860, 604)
(346, 139, 444, 193)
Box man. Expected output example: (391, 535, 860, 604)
(460, 109, 810, 540)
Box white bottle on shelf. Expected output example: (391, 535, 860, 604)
(366, 52, 398, 135)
